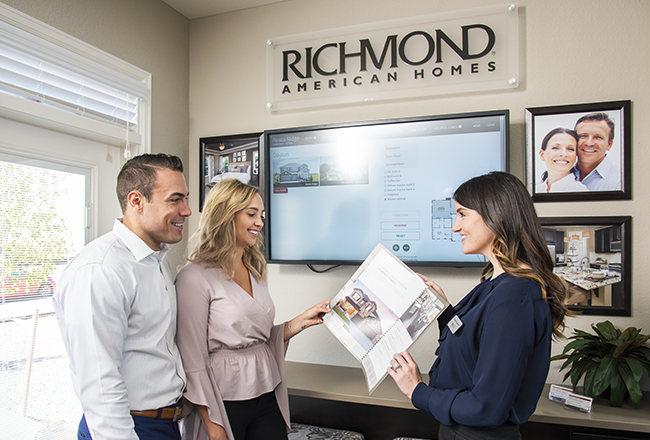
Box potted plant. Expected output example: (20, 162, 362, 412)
(552, 320, 650, 407)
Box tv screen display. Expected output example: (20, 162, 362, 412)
(264, 110, 509, 266)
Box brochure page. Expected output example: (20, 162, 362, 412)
(323, 243, 448, 393)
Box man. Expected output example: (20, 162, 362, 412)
(572, 112, 621, 191)
(53, 154, 192, 440)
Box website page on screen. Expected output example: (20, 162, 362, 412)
(267, 114, 506, 264)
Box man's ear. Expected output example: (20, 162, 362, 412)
(127, 190, 145, 213)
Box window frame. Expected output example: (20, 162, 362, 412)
(0, 3, 151, 155)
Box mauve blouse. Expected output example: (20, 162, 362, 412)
(175, 263, 289, 440)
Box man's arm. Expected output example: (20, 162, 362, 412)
(54, 263, 139, 440)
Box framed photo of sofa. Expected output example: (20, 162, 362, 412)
(526, 100, 631, 202)
(540, 216, 631, 316)
(200, 132, 263, 211)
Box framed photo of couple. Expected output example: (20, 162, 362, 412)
(526, 100, 631, 202)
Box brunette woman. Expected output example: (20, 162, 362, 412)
(388, 172, 570, 440)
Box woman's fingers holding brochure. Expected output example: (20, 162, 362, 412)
(416, 273, 448, 302)
(286, 300, 331, 341)
(387, 351, 423, 400)
(301, 300, 332, 327)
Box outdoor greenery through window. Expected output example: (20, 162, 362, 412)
(0, 153, 89, 439)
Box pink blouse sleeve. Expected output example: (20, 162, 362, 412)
(176, 265, 234, 440)
(268, 323, 291, 431)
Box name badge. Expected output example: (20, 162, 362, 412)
(448, 315, 463, 334)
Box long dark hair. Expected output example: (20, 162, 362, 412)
(454, 172, 570, 339)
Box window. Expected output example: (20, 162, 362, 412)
(1, 152, 91, 439)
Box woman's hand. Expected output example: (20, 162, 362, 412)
(386, 351, 423, 400)
(285, 300, 331, 340)
(416, 273, 448, 302)
(195, 405, 228, 440)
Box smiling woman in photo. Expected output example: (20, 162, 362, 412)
(535, 128, 588, 193)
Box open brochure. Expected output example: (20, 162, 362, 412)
(323, 243, 449, 393)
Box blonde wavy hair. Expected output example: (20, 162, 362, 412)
(187, 179, 266, 281)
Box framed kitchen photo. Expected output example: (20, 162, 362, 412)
(526, 100, 631, 202)
(540, 216, 631, 316)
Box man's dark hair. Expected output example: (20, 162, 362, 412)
(574, 112, 615, 143)
(116, 153, 184, 212)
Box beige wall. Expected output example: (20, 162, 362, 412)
(188, 0, 650, 386)
(3, 0, 191, 266)
(5, 0, 648, 387)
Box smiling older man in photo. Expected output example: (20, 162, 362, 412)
(572, 112, 621, 191)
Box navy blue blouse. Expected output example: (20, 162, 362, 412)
(411, 273, 552, 427)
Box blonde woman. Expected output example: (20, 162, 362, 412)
(176, 179, 329, 440)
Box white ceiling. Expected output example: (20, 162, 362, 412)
(161, 0, 289, 19)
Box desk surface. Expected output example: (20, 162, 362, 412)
(286, 361, 650, 433)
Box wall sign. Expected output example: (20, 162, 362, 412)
(266, 3, 519, 111)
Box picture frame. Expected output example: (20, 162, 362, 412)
(526, 100, 631, 202)
(200, 132, 263, 211)
(539, 216, 631, 316)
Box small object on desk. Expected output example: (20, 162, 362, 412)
(549, 384, 593, 413)
(548, 384, 573, 403)
(564, 393, 593, 413)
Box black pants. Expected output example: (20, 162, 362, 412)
(223, 392, 287, 440)
(438, 422, 522, 440)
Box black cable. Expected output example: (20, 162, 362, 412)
(307, 264, 341, 273)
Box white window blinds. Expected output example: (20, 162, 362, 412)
(0, 19, 147, 130)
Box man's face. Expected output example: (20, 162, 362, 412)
(575, 120, 613, 169)
(137, 168, 191, 250)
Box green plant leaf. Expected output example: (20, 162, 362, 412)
(573, 329, 597, 338)
(594, 321, 619, 341)
(620, 327, 639, 342)
(561, 350, 597, 371)
(608, 373, 626, 408)
(592, 356, 619, 396)
(563, 338, 598, 353)
(612, 339, 633, 358)
(583, 367, 596, 397)
(569, 358, 598, 390)
(627, 339, 650, 355)
(632, 345, 650, 357)
(624, 357, 644, 382)
(619, 363, 643, 407)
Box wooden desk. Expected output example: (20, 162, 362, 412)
(286, 361, 650, 439)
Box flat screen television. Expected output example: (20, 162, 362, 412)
(263, 110, 510, 267)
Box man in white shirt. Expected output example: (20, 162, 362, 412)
(572, 112, 621, 191)
(53, 154, 192, 440)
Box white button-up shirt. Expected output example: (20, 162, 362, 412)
(572, 155, 621, 191)
(53, 219, 186, 440)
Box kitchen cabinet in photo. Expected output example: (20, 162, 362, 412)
(540, 217, 631, 316)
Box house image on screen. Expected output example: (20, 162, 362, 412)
(279, 162, 310, 182)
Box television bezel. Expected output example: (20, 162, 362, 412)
(262, 109, 510, 267)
